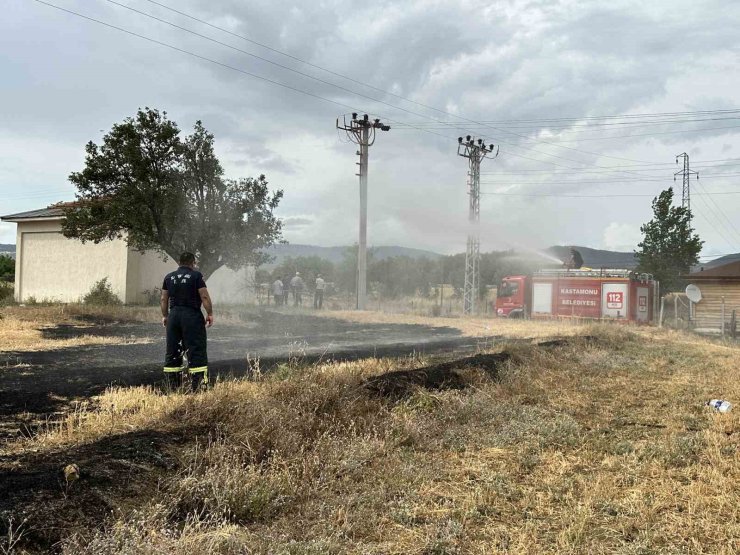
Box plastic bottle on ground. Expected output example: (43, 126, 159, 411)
(706, 399, 733, 413)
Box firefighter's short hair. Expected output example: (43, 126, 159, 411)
(179, 252, 196, 266)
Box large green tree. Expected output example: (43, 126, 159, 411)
(63, 108, 283, 280)
(635, 188, 703, 293)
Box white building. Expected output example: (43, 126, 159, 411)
(1, 204, 256, 305)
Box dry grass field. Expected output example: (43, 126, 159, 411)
(318, 309, 590, 339)
(0, 304, 254, 353)
(0, 305, 159, 352)
(1, 323, 738, 554)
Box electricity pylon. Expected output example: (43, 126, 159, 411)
(337, 113, 391, 310)
(457, 136, 497, 315)
(674, 152, 698, 217)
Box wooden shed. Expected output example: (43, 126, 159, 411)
(685, 261, 740, 333)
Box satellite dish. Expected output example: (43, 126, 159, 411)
(685, 284, 702, 303)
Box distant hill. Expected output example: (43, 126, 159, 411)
(261, 244, 442, 267)
(699, 253, 740, 270)
(0, 241, 654, 269)
(0, 244, 15, 259)
(546, 246, 638, 269)
(263, 244, 640, 269)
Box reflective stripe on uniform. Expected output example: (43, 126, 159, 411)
(163, 366, 182, 373)
(188, 366, 209, 384)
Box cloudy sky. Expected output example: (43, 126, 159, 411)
(2, 0, 740, 261)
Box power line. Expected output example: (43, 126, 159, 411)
(27, 0, 740, 244)
(392, 115, 740, 131)
(437, 108, 740, 124)
(31, 1, 399, 115)
(396, 122, 740, 144)
(102, 0, 504, 141)
(481, 164, 740, 175)
(479, 190, 740, 198)
(27, 1, 578, 173)
(2, 188, 76, 201)
(141, 0, 501, 122)
(23, 0, 740, 180)
(138, 0, 737, 166)
(393, 115, 740, 130)
(689, 195, 740, 251)
(41, 0, 729, 182)
(535, 124, 740, 144)
(93, 1, 659, 168)
(694, 180, 740, 245)
(478, 175, 740, 185)
(696, 253, 740, 259)
(480, 157, 740, 172)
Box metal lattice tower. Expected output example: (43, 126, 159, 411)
(674, 153, 698, 216)
(457, 136, 497, 315)
(336, 113, 391, 310)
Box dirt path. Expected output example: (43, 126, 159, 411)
(0, 309, 496, 427)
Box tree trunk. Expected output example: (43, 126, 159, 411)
(198, 261, 223, 282)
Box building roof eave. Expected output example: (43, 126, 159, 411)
(1, 216, 65, 223)
(0, 202, 79, 222)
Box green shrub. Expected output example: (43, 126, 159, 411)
(0, 254, 14, 279)
(83, 278, 122, 305)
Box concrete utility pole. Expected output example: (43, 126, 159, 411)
(457, 135, 497, 315)
(337, 113, 391, 310)
(674, 153, 699, 216)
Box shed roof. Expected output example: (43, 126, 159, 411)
(688, 260, 740, 280)
(0, 202, 76, 222)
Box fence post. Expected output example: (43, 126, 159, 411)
(659, 297, 665, 328)
(721, 296, 726, 338)
(674, 295, 679, 328)
(731, 309, 737, 340)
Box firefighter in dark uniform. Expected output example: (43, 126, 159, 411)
(564, 247, 584, 270)
(160, 252, 214, 391)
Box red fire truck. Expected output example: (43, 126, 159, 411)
(495, 268, 658, 323)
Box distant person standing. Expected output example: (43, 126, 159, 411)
(271, 277, 284, 306)
(290, 272, 305, 306)
(314, 274, 326, 309)
(282, 275, 290, 306)
(160, 252, 213, 391)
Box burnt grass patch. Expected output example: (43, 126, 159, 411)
(364, 352, 512, 398)
(363, 335, 597, 399)
(0, 428, 193, 553)
(39, 322, 154, 340)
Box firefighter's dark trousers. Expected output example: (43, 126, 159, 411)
(163, 306, 208, 391)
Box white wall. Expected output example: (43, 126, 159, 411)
(127, 249, 173, 304)
(15, 219, 129, 303)
(12, 218, 257, 305)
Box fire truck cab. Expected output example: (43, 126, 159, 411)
(495, 275, 529, 318)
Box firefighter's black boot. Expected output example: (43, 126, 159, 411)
(190, 368, 208, 392)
